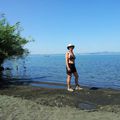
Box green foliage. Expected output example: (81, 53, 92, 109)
(0, 14, 31, 65)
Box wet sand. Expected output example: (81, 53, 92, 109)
(0, 83, 120, 120)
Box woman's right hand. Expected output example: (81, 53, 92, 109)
(67, 67, 71, 72)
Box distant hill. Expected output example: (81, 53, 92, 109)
(79, 52, 120, 55)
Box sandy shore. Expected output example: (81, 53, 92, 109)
(0, 95, 120, 120)
(0, 84, 120, 120)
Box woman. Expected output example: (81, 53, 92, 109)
(65, 44, 83, 92)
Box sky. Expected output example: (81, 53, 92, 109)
(0, 0, 120, 54)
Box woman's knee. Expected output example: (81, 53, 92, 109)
(68, 75, 71, 78)
(67, 74, 71, 79)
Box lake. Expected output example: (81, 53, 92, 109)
(3, 54, 120, 89)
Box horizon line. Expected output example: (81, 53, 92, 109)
(29, 51, 120, 55)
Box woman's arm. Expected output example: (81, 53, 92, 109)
(66, 52, 70, 71)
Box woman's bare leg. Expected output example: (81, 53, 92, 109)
(73, 72, 79, 86)
(73, 72, 83, 90)
(67, 74, 71, 88)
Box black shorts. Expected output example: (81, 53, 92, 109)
(66, 64, 77, 75)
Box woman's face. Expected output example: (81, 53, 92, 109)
(69, 47, 74, 51)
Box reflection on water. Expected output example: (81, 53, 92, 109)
(2, 54, 120, 89)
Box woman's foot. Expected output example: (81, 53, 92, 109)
(67, 87, 74, 92)
(75, 85, 83, 90)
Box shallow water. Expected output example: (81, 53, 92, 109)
(2, 54, 120, 89)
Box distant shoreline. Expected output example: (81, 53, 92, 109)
(29, 52, 120, 56)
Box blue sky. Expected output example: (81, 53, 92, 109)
(0, 0, 120, 54)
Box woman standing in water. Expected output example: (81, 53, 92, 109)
(65, 44, 83, 92)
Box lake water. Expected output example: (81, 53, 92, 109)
(2, 54, 120, 89)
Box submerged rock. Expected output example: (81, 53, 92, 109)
(5, 67, 12, 70)
(0, 66, 4, 71)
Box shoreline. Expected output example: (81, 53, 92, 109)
(0, 84, 120, 109)
(1, 77, 120, 91)
(0, 83, 120, 119)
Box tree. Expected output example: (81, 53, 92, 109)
(0, 14, 30, 69)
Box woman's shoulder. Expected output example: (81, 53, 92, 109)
(65, 51, 69, 57)
(66, 51, 69, 55)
